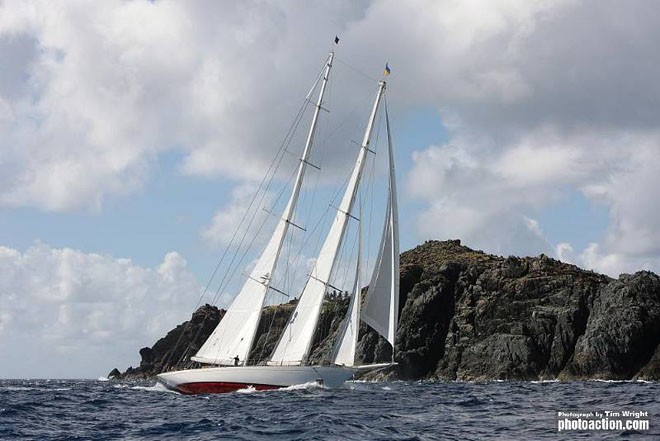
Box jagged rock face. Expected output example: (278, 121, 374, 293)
(394, 264, 455, 378)
(113, 240, 660, 381)
(562, 271, 660, 379)
(110, 304, 223, 379)
(636, 344, 660, 380)
(248, 302, 297, 364)
(432, 254, 604, 381)
(385, 240, 660, 381)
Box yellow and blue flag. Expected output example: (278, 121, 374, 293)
(384, 63, 391, 76)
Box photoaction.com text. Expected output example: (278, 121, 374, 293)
(557, 410, 650, 432)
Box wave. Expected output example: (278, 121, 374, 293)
(277, 381, 324, 392)
(130, 383, 173, 393)
(2, 379, 659, 440)
(1, 386, 71, 392)
(1, 386, 33, 391)
(235, 385, 258, 394)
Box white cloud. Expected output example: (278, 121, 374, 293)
(2, 1, 659, 271)
(0, 243, 202, 378)
(579, 243, 660, 278)
(391, 0, 660, 275)
(2, 0, 660, 377)
(201, 184, 273, 248)
(0, 0, 370, 211)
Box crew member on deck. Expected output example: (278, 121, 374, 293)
(233, 355, 240, 366)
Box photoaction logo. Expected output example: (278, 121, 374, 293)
(557, 410, 650, 432)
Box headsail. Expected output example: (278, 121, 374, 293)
(331, 208, 362, 367)
(192, 52, 335, 365)
(269, 82, 387, 366)
(361, 100, 399, 349)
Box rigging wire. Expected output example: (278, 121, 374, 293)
(196, 66, 322, 311)
(335, 57, 380, 84)
(167, 59, 330, 368)
(365, 103, 385, 277)
(280, 83, 385, 304)
(206, 112, 304, 310)
(207, 55, 329, 303)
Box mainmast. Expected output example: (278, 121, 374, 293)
(193, 51, 335, 365)
(269, 81, 387, 366)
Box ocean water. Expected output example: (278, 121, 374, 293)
(1, 379, 658, 440)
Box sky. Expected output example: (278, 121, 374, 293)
(1, 0, 660, 378)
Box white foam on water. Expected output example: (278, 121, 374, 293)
(130, 382, 173, 393)
(2, 386, 33, 391)
(97, 377, 109, 382)
(278, 381, 324, 392)
(235, 385, 258, 394)
(1, 385, 71, 392)
(238, 381, 322, 394)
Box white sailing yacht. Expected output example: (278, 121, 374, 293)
(158, 48, 399, 394)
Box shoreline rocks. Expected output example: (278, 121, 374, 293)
(111, 240, 660, 382)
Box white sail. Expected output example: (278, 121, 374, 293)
(332, 212, 362, 367)
(269, 82, 387, 366)
(361, 102, 399, 348)
(193, 52, 335, 365)
(191, 219, 292, 364)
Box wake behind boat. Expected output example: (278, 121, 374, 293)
(158, 43, 399, 394)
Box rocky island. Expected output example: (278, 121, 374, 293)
(110, 240, 660, 381)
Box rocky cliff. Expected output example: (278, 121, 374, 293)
(110, 240, 660, 381)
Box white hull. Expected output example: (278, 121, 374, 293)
(157, 365, 357, 394)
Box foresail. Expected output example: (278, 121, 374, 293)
(192, 219, 287, 365)
(269, 82, 387, 366)
(361, 102, 399, 348)
(332, 222, 361, 367)
(191, 278, 265, 365)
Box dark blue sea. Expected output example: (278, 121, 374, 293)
(1, 379, 658, 440)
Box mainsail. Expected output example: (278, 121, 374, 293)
(269, 81, 387, 365)
(192, 52, 335, 365)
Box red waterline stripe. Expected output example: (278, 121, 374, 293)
(176, 382, 282, 395)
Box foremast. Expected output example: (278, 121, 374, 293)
(192, 51, 335, 365)
(269, 81, 387, 366)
